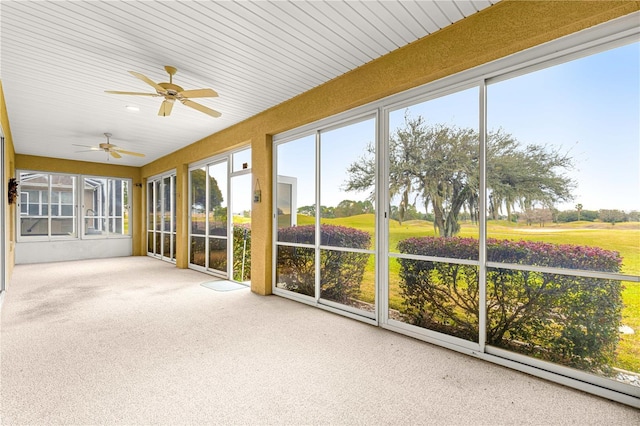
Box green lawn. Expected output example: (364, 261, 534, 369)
(293, 214, 639, 374)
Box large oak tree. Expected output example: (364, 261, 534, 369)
(344, 113, 575, 236)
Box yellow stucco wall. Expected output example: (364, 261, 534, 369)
(15, 155, 144, 256)
(140, 1, 640, 295)
(1, 81, 17, 284)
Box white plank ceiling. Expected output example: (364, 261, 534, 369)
(1, 0, 499, 167)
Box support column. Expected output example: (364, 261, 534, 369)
(250, 133, 273, 295)
(175, 163, 190, 268)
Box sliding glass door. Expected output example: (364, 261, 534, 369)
(147, 172, 176, 262)
(385, 86, 480, 348)
(274, 116, 377, 320)
(189, 148, 252, 281)
(271, 30, 639, 402)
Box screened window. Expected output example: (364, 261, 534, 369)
(18, 172, 77, 238)
(82, 177, 130, 237)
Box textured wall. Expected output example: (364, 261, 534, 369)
(1, 81, 17, 284)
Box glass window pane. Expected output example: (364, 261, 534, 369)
(391, 257, 479, 342)
(20, 218, 47, 236)
(232, 148, 251, 172)
(155, 231, 161, 254)
(487, 42, 639, 275)
(388, 87, 480, 258)
(191, 236, 205, 266)
(172, 175, 177, 233)
(121, 180, 130, 235)
(51, 218, 74, 236)
(147, 232, 154, 254)
(487, 268, 634, 381)
(208, 237, 227, 272)
(320, 118, 376, 249)
(163, 176, 172, 232)
(208, 162, 227, 236)
(276, 245, 315, 297)
(276, 135, 316, 237)
(154, 180, 162, 231)
(84, 177, 107, 236)
(19, 174, 48, 232)
(163, 234, 170, 258)
(191, 168, 206, 235)
(320, 248, 373, 311)
(147, 181, 155, 233)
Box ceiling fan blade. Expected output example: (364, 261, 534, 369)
(105, 90, 159, 96)
(113, 149, 145, 157)
(72, 144, 99, 149)
(181, 99, 221, 118)
(129, 71, 166, 93)
(179, 88, 218, 98)
(75, 149, 100, 153)
(158, 100, 174, 117)
(110, 151, 122, 159)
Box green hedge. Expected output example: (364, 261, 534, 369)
(397, 237, 623, 373)
(277, 224, 371, 303)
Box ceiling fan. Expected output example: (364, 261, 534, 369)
(106, 66, 221, 118)
(74, 133, 145, 160)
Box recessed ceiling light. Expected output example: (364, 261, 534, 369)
(125, 105, 140, 112)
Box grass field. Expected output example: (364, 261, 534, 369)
(295, 214, 640, 374)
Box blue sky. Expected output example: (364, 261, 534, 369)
(276, 40, 640, 214)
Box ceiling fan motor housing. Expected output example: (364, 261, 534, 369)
(158, 82, 183, 97)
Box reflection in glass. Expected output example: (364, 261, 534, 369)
(276, 245, 315, 297)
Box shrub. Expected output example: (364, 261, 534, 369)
(397, 237, 623, 373)
(277, 224, 371, 303)
(233, 224, 251, 281)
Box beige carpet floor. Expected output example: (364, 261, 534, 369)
(1, 257, 638, 425)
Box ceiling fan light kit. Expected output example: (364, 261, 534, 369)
(106, 65, 221, 118)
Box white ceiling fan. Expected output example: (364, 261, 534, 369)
(106, 65, 221, 118)
(73, 133, 145, 160)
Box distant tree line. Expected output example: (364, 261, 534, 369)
(297, 200, 639, 227)
(517, 208, 639, 226)
(298, 200, 373, 218)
